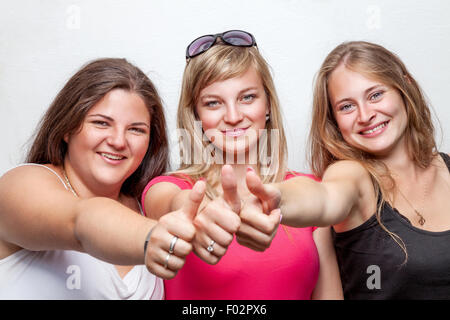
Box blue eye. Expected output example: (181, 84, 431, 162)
(205, 100, 220, 108)
(242, 94, 256, 102)
(339, 104, 355, 112)
(370, 91, 384, 101)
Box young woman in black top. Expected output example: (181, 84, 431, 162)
(240, 41, 450, 299)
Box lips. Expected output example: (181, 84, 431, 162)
(222, 127, 248, 137)
(98, 152, 127, 161)
(359, 121, 389, 135)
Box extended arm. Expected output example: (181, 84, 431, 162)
(0, 166, 203, 279)
(274, 160, 373, 228)
(236, 161, 375, 252)
(0, 166, 152, 263)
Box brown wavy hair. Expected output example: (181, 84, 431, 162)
(308, 41, 438, 261)
(26, 58, 169, 198)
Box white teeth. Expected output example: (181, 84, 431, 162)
(224, 128, 246, 137)
(101, 153, 124, 160)
(362, 122, 387, 134)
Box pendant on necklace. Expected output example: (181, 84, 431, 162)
(415, 210, 426, 226)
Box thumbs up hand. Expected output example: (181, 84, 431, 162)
(145, 180, 206, 279)
(192, 165, 241, 265)
(236, 167, 282, 252)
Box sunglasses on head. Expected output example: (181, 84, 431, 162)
(185, 30, 257, 60)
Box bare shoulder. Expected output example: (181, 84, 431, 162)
(0, 164, 73, 218)
(144, 181, 185, 219)
(0, 164, 67, 194)
(0, 164, 80, 254)
(323, 160, 371, 186)
(144, 181, 184, 202)
(326, 161, 377, 232)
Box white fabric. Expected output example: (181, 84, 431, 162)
(0, 164, 164, 300)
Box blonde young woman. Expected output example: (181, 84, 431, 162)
(0, 58, 205, 299)
(142, 30, 343, 299)
(249, 41, 450, 299)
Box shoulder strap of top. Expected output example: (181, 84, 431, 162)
(439, 152, 450, 172)
(136, 200, 145, 216)
(16, 164, 146, 217)
(284, 170, 321, 182)
(14, 163, 68, 190)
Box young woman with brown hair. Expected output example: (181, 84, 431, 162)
(0, 58, 205, 299)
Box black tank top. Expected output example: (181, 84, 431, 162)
(332, 153, 450, 299)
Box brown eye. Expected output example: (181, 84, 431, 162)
(92, 120, 108, 126)
(129, 127, 146, 134)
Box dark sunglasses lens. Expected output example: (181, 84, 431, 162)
(188, 36, 216, 57)
(222, 31, 254, 46)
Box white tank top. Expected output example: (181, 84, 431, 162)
(0, 164, 164, 300)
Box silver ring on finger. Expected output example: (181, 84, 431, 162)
(169, 236, 178, 254)
(207, 240, 215, 253)
(164, 253, 171, 269)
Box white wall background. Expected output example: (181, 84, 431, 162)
(1, 0, 449, 175)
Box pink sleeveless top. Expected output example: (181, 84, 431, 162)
(141, 172, 320, 300)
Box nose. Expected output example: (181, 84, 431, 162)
(106, 128, 127, 150)
(358, 105, 376, 123)
(224, 103, 244, 124)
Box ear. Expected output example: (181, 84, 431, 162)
(63, 133, 70, 143)
(265, 101, 270, 121)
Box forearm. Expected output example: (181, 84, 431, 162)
(273, 177, 344, 228)
(74, 197, 156, 265)
(311, 227, 344, 300)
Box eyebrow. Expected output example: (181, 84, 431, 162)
(239, 86, 259, 94)
(87, 114, 150, 128)
(200, 87, 259, 100)
(333, 85, 384, 106)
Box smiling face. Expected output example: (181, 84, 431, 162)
(328, 64, 408, 157)
(195, 66, 269, 157)
(65, 89, 150, 192)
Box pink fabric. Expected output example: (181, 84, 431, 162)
(142, 172, 320, 299)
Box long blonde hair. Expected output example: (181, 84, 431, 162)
(174, 44, 288, 198)
(308, 41, 438, 261)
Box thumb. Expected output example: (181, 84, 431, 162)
(269, 208, 282, 226)
(221, 165, 241, 213)
(246, 168, 279, 213)
(182, 180, 206, 220)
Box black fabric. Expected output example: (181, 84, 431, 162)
(332, 153, 450, 299)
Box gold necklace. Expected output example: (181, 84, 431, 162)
(62, 168, 128, 204)
(396, 188, 426, 226)
(62, 169, 78, 197)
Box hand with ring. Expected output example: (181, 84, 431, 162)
(144, 180, 206, 279)
(192, 165, 241, 265)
